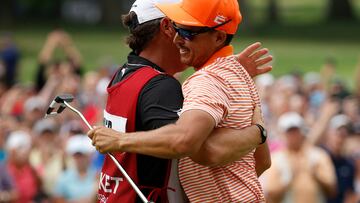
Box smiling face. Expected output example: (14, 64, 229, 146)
(159, 18, 188, 73)
(172, 23, 226, 69)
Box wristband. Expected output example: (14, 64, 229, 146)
(255, 124, 267, 144)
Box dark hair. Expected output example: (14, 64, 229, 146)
(224, 34, 234, 46)
(210, 29, 233, 46)
(122, 12, 162, 54)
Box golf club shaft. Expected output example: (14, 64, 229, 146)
(63, 101, 92, 130)
(63, 101, 151, 203)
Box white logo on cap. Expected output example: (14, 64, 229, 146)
(214, 15, 227, 24)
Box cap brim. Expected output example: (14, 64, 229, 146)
(156, 3, 205, 27)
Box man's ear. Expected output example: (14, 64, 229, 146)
(214, 30, 227, 47)
(160, 17, 175, 39)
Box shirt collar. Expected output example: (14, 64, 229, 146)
(126, 52, 165, 73)
(196, 45, 234, 70)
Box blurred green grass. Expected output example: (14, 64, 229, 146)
(3, 0, 360, 89)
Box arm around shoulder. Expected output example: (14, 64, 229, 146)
(190, 125, 262, 167)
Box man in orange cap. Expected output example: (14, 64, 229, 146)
(153, 0, 267, 201)
(89, 0, 270, 202)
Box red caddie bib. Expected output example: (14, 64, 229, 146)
(98, 67, 166, 203)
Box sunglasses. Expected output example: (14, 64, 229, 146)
(172, 19, 232, 41)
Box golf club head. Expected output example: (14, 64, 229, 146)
(45, 94, 75, 117)
(55, 94, 74, 103)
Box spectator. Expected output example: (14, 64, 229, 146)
(0, 33, 20, 88)
(342, 96, 360, 136)
(0, 162, 17, 202)
(322, 114, 357, 203)
(352, 150, 360, 202)
(265, 112, 336, 203)
(22, 96, 47, 129)
(29, 118, 65, 198)
(36, 29, 82, 91)
(303, 72, 326, 116)
(5, 131, 45, 203)
(0, 115, 20, 163)
(54, 135, 97, 203)
(329, 78, 351, 101)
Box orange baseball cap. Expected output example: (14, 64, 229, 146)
(156, 0, 242, 35)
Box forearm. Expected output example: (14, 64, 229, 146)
(118, 123, 191, 159)
(63, 44, 82, 67)
(266, 169, 290, 202)
(190, 125, 261, 166)
(255, 142, 271, 176)
(308, 115, 331, 145)
(90, 110, 215, 159)
(38, 77, 59, 102)
(38, 40, 57, 64)
(314, 174, 337, 198)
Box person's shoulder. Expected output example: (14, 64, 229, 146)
(203, 57, 245, 79)
(185, 67, 233, 88)
(144, 74, 181, 90)
(307, 145, 334, 163)
(139, 73, 183, 105)
(211, 55, 247, 72)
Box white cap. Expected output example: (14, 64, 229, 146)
(278, 112, 306, 133)
(256, 73, 275, 87)
(278, 75, 297, 91)
(24, 96, 46, 112)
(329, 114, 350, 130)
(33, 118, 57, 135)
(6, 131, 32, 151)
(130, 0, 180, 24)
(66, 134, 95, 155)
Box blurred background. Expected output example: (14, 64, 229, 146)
(0, 0, 360, 203)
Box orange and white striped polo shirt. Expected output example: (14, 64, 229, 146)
(179, 45, 265, 202)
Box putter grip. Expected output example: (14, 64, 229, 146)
(57, 105, 66, 113)
(46, 107, 54, 115)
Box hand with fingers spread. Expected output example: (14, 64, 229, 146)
(235, 42, 273, 78)
(88, 126, 123, 154)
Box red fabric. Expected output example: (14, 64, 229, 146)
(83, 104, 99, 125)
(98, 67, 160, 203)
(7, 163, 38, 203)
(11, 100, 23, 116)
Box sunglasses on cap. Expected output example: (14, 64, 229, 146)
(172, 19, 232, 41)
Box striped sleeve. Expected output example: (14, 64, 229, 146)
(181, 71, 230, 126)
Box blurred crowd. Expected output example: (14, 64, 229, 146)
(256, 62, 360, 202)
(0, 29, 360, 203)
(0, 30, 112, 203)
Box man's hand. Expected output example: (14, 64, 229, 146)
(88, 126, 122, 153)
(235, 42, 273, 78)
